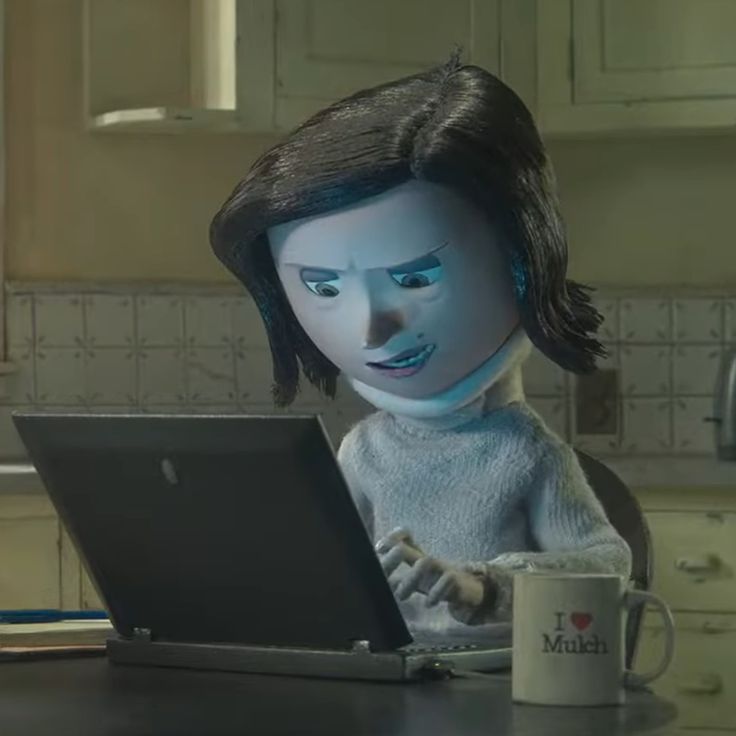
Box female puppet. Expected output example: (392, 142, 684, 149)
(209, 54, 632, 641)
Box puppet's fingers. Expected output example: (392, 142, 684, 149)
(379, 544, 413, 577)
(394, 556, 443, 601)
(426, 571, 458, 607)
(375, 526, 415, 554)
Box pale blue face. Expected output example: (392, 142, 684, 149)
(267, 179, 520, 399)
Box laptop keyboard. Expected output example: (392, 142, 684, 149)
(403, 642, 480, 654)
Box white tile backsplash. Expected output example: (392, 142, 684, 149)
(673, 397, 716, 454)
(137, 348, 187, 405)
(84, 295, 135, 347)
(136, 296, 184, 347)
(0, 347, 35, 404)
(4, 284, 736, 460)
(619, 298, 672, 342)
(673, 298, 723, 342)
(35, 347, 86, 405)
(673, 345, 723, 396)
(590, 295, 618, 342)
(620, 345, 671, 396)
(232, 297, 269, 348)
(185, 347, 236, 404)
(85, 348, 137, 405)
(621, 399, 673, 454)
(5, 294, 34, 347)
(35, 295, 84, 347)
(235, 347, 279, 404)
(725, 299, 736, 343)
(184, 297, 233, 347)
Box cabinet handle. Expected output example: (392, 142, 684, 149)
(674, 554, 722, 574)
(676, 673, 723, 695)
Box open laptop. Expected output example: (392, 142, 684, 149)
(11, 411, 511, 681)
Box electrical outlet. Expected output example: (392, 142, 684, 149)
(575, 369, 618, 435)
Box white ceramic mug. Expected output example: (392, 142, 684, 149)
(512, 573, 675, 706)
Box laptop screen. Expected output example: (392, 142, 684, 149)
(12, 412, 411, 652)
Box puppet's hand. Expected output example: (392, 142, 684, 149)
(375, 527, 485, 614)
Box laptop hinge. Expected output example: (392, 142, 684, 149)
(132, 627, 153, 642)
(350, 639, 372, 654)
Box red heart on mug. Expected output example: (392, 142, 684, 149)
(570, 612, 593, 631)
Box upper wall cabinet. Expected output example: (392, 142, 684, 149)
(83, 0, 536, 134)
(267, 0, 504, 130)
(537, 0, 736, 135)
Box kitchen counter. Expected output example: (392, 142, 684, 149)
(1, 456, 733, 496)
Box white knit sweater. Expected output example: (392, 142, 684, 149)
(337, 399, 633, 643)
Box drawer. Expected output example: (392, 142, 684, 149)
(645, 511, 736, 612)
(636, 612, 736, 730)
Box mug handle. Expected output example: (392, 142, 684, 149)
(623, 589, 675, 689)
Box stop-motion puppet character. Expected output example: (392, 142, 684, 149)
(209, 54, 632, 641)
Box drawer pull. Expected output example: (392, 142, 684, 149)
(674, 554, 722, 574)
(676, 673, 723, 695)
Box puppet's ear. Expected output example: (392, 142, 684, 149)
(510, 252, 528, 301)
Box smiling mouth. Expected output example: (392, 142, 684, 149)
(366, 344, 436, 377)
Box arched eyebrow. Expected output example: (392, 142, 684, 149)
(284, 241, 449, 272)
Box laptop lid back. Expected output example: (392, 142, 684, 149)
(12, 412, 411, 652)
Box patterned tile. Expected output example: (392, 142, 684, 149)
(136, 296, 184, 347)
(619, 298, 671, 342)
(5, 293, 34, 347)
(620, 345, 671, 396)
(673, 398, 717, 455)
(35, 347, 86, 405)
(185, 347, 237, 404)
(672, 298, 723, 342)
(590, 295, 619, 342)
(84, 295, 135, 347)
(184, 296, 233, 347)
(673, 345, 723, 396)
(35, 295, 84, 347)
(232, 297, 269, 348)
(0, 346, 35, 404)
(522, 348, 567, 396)
(137, 348, 187, 405)
(621, 399, 673, 453)
(85, 348, 137, 405)
(0, 405, 31, 459)
(725, 299, 736, 343)
(235, 347, 279, 404)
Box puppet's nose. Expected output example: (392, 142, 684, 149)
(363, 309, 405, 350)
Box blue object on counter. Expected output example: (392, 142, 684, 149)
(0, 609, 109, 624)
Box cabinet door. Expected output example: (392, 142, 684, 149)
(272, 0, 501, 129)
(645, 511, 736, 612)
(572, 0, 736, 104)
(0, 496, 61, 608)
(537, 0, 736, 134)
(637, 612, 736, 730)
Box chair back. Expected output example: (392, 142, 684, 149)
(574, 449, 653, 669)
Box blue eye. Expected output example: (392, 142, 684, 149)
(389, 264, 443, 289)
(301, 269, 340, 298)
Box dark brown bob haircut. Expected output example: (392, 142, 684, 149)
(210, 54, 605, 407)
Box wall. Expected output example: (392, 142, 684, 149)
(5, 0, 736, 287)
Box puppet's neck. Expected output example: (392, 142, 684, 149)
(347, 324, 532, 430)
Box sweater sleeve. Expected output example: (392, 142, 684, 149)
(337, 431, 375, 540)
(453, 440, 633, 625)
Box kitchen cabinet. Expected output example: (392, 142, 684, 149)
(633, 487, 736, 733)
(537, 0, 736, 135)
(83, 0, 536, 133)
(268, 0, 503, 131)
